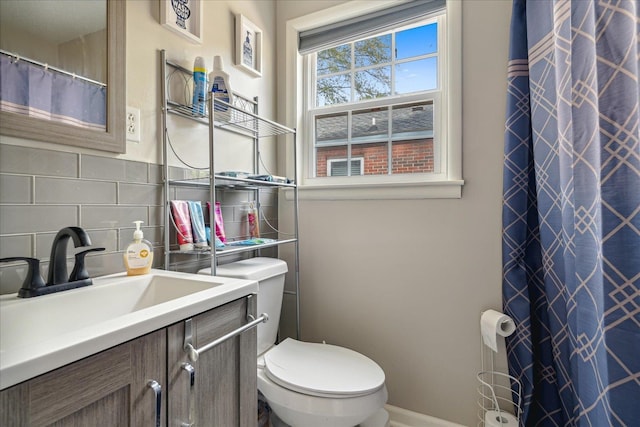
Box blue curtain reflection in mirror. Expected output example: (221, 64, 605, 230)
(0, 52, 106, 130)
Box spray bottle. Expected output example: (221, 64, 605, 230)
(192, 56, 207, 115)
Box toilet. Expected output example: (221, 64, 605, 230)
(200, 257, 389, 427)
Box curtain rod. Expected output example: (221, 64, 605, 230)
(0, 49, 106, 88)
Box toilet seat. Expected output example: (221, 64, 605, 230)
(263, 338, 385, 398)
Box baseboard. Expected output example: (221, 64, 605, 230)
(385, 404, 467, 427)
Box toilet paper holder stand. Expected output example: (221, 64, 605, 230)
(476, 370, 522, 426)
(476, 326, 522, 426)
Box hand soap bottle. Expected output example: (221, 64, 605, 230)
(124, 221, 153, 275)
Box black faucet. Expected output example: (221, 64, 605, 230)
(48, 227, 93, 285)
(0, 226, 104, 297)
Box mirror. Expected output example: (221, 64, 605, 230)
(0, 0, 125, 153)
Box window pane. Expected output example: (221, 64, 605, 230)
(352, 108, 387, 142)
(354, 34, 391, 68)
(353, 142, 388, 175)
(317, 44, 351, 75)
(395, 57, 437, 94)
(315, 113, 348, 145)
(316, 146, 347, 177)
(392, 102, 433, 137)
(316, 74, 351, 106)
(328, 159, 363, 176)
(330, 160, 349, 176)
(391, 102, 434, 175)
(354, 66, 391, 101)
(396, 23, 438, 60)
(392, 139, 434, 174)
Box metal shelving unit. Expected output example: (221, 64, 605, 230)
(160, 49, 300, 338)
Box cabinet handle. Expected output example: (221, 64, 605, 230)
(147, 380, 162, 427)
(183, 313, 269, 362)
(182, 362, 195, 387)
(181, 363, 196, 427)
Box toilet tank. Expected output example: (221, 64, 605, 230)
(201, 257, 288, 356)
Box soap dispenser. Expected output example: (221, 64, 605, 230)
(124, 221, 153, 276)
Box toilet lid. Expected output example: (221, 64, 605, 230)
(263, 338, 385, 398)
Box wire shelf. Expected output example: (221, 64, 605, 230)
(167, 175, 295, 189)
(164, 59, 294, 138)
(167, 238, 298, 257)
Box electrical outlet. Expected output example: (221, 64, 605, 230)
(126, 107, 141, 142)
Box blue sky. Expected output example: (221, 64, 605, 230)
(395, 22, 438, 94)
(316, 21, 439, 105)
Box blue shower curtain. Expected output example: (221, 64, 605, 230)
(502, 0, 639, 425)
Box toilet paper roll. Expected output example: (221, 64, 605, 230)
(484, 410, 518, 427)
(481, 310, 516, 352)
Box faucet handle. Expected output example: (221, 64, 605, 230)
(69, 247, 106, 281)
(0, 257, 46, 297)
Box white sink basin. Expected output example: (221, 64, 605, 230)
(0, 269, 258, 390)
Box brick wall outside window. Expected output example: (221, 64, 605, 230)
(316, 138, 433, 177)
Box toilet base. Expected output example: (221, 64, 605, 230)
(270, 408, 390, 427)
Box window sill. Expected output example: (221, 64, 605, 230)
(285, 179, 464, 200)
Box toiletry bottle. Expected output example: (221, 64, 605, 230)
(171, 200, 195, 251)
(248, 202, 260, 238)
(209, 55, 233, 111)
(124, 221, 153, 275)
(192, 56, 207, 116)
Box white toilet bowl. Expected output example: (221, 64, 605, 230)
(200, 257, 389, 427)
(258, 338, 388, 427)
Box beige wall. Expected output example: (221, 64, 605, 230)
(125, 0, 278, 172)
(1, 0, 514, 424)
(1, 0, 278, 175)
(276, 1, 513, 425)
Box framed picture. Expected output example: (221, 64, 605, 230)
(160, 0, 203, 44)
(235, 14, 262, 77)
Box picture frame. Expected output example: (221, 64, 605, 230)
(235, 14, 262, 77)
(160, 0, 203, 44)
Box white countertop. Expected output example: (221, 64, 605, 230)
(0, 269, 258, 390)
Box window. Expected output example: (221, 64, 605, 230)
(287, 0, 462, 199)
(307, 17, 444, 179)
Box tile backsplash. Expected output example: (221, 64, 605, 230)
(0, 143, 277, 294)
(0, 144, 164, 294)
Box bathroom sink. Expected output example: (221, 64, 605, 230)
(0, 269, 258, 390)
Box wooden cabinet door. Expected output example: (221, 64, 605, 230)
(167, 297, 257, 427)
(0, 329, 166, 427)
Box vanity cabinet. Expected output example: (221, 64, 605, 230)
(0, 296, 256, 427)
(167, 296, 257, 426)
(0, 329, 166, 426)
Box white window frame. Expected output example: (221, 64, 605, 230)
(284, 0, 462, 200)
